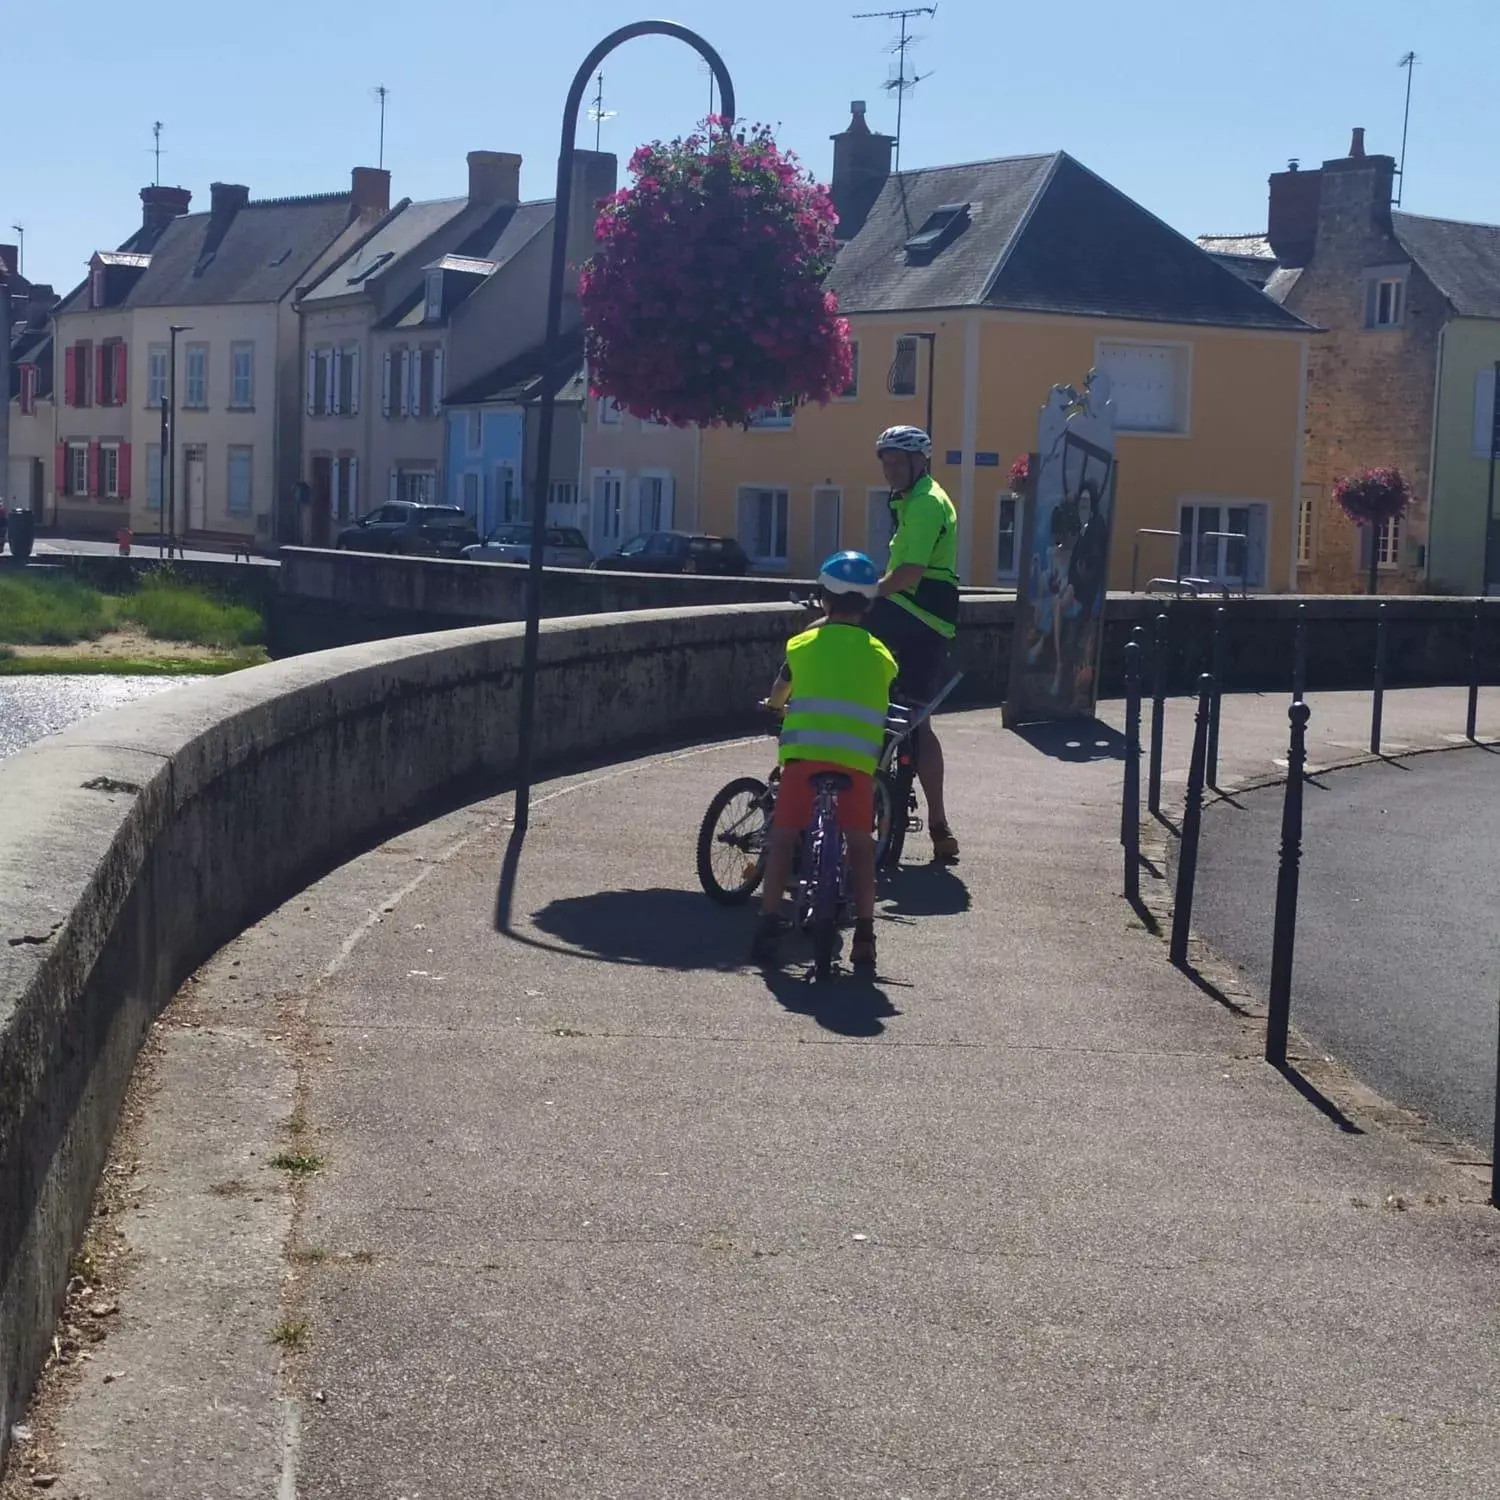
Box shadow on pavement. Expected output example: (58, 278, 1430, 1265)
(759, 965, 901, 1038)
(879, 863, 972, 918)
(1010, 719, 1126, 763)
(1274, 1061, 1365, 1135)
(518, 886, 751, 971)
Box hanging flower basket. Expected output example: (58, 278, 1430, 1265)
(1007, 453, 1031, 491)
(1332, 466, 1413, 528)
(579, 120, 853, 427)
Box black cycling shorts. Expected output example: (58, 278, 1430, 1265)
(866, 597, 950, 703)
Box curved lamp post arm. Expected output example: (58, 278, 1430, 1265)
(498, 21, 736, 929)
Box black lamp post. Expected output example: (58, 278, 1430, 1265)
(496, 21, 736, 929)
(166, 323, 190, 557)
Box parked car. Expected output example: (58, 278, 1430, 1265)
(593, 531, 749, 576)
(335, 503, 479, 558)
(461, 524, 595, 569)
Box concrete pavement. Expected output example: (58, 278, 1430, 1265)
(8, 692, 1500, 1498)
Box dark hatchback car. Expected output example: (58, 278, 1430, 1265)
(335, 503, 480, 557)
(593, 531, 749, 576)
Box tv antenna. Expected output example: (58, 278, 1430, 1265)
(697, 58, 718, 121)
(588, 72, 617, 152)
(1395, 51, 1417, 206)
(149, 121, 166, 186)
(10, 224, 21, 279)
(853, 5, 937, 172)
(374, 85, 389, 170)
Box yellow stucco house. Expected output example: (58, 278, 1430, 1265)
(699, 104, 1313, 590)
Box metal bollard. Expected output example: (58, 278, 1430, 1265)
(1371, 603, 1388, 755)
(1467, 600, 1482, 742)
(1491, 993, 1500, 1211)
(1207, 605, 1225, 788)
(1149, 611, 1168, 815)
(1122, 635, 1143, 902)
(1266, 700, 1312, 1067)
(1292, 602, 1307, 703)
(1170, 674, 1214, 968)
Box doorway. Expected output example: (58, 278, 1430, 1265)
(185, 447, 208, 533)
(812, 486, 841, 564)
(311, 456, 333, 547)
(592, 470, 625, 553)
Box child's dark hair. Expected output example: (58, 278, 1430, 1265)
(821, 585, 873, 616)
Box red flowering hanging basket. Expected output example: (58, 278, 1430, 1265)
(1332, 466, 1413, 527)
(1007, 453, 1031, 491)
(579, 120, 853, 427)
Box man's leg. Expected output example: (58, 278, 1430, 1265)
(917, 725, 948, 829)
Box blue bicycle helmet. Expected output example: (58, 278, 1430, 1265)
(818, 550, 881, 600)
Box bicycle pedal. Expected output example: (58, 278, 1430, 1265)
(908, 817, 925, 834)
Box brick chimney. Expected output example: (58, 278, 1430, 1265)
(209, 182, 250, 219)
(1267, 161, 1322, 268)
(1316, 126, 1396, 246)
(26, 285, 56, 328)
(467, 151, 522, 204)
(140, 185, 193, 235)
(565, 150, 618, 279)
(351, 166, 391, 217)
(830, 101, 894, 241)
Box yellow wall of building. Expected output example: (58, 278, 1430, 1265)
(699, 310, 1308, 590)
(1427, 317, 1500, 594)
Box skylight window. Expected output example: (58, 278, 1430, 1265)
(346, 250, 394, 285)
(904, 203, 971, 262)
(268, 248, 293, 267)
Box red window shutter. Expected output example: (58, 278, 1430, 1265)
(56, 443, 67, 493)
(119, 442, 133, 500)
(64, 346, 77, 407)
(88, 441, 101, 498)
(96, 345, 107, 406)
(115, 343, 128, 407)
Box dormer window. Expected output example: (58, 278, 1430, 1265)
(425, 269, 443, 323)
(91, 265, 106, 308)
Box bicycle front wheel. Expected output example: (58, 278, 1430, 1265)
(697, 776, 771, 904)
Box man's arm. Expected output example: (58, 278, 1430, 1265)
(878, 562, 927, 598)
(881, 489, 943, 596)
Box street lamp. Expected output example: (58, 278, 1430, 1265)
(165, 324, 191, 557)
(495, 20, 736, 931)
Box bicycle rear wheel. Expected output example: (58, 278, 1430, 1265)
(696, 776, 770, 904)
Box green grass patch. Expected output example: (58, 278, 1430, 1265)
(270, 1151, 325, 1177)
(0, 572, 113, 644)
(270, 1318, 309, 1350)
(0, 649, 268, 677)
(116, 572, 265, 648)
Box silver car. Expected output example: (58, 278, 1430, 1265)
(462, 524, 595, 569)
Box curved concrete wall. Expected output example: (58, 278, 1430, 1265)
(0, 596, 1009, 1466)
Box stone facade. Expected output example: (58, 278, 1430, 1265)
(1270, 137, 1434, 594)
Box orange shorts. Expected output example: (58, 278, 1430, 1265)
(773, 760, 875, 834)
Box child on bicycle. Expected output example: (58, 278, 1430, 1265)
(753, 551, 897, 972)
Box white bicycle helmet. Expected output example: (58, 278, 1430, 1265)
(876, 424, 932, 457)
(818, 550, 881, 600)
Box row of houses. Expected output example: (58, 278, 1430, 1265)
(7, 107, 1500, 594)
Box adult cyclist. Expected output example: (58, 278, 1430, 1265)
(866, 425, 961, 862)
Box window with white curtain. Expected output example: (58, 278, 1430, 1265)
(737, 486, 789, 567)
(1096, 341, 1189, 433)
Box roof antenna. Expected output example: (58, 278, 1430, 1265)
(151, 121, 165, 186)
(853, 5, 938, 173)
(374, 85, 389, 170)
(10, 225, 21, 279)
(587, 71, 616, 152)
(1395, 52, 1417, 206)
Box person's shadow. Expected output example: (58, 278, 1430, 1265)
(758, 962, 901, 1038)
(521, 887, 748, 970)
(879, 862, 972, 918)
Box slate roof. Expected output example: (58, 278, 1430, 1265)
(301, 196, 469, 303)
(444, 330, 585, 407)
(125, 193, 358, 307)
(828, 152, 1309, 331)
(1394, 212, 1500, 320)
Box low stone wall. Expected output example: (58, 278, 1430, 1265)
(0, 595, 1012, 1471)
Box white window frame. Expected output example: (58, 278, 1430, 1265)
(101, 443, 121, 499)
(394, 467, 438, 505)
(592, 467, 626, 549)
(746, 400, 795, 431)
(230, 342, 255, 409)
(1365, 267, 1409, 330)
(425, 269, 443, 324)
(1177, 499, 1271, 590)
(1296, 486, 1318, 568)
(91, 266, 106, 308)
(637, 468, 674, 532)
(810, 484, 842, 561)
(227, 445, 254, 515)
(1376, 510, 1403, 569)
(185, 343, 209, 409)
(996, 490, 1021, 580)
(147, 345, 168, 408)
(736, 484, 791, 571)
(1094, 338, 1192, 436)
(68, 443, 89, 497)
(598, 398, 623, 426)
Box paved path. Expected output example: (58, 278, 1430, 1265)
(11, 692, 1500, 1499)
(1195, 749, 1500, 1153)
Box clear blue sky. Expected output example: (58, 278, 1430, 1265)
(12, 0, 1498, 293)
